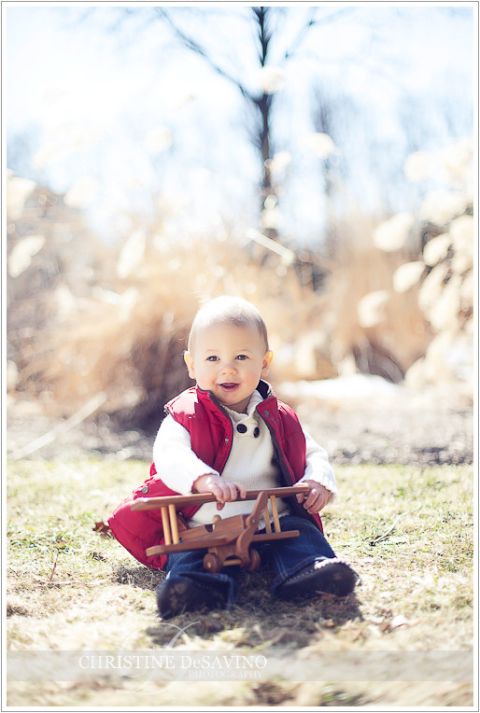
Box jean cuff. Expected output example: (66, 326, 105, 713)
(271, 555, 329, 593)
(188, 571, 238, 610)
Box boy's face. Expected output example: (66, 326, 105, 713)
(184, 322, 273, 413)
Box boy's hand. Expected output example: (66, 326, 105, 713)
(296, 480, 332, 514)
(192, 474, 247, 510)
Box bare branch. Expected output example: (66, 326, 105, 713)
(282, 6, 356, 63)
(253, 7, 272, 66)
(281, 8, 317, 64)
(155, 8, 253, 101)
(310, 6, 357, 28)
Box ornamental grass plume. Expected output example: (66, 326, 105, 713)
(306, 132, 337, 159)
(7, 175, 36, 221)
(8, 236, 46, 278)
(401, 140, 474, 391)
(420, 190, 468, 227)
(450, 215, 473, 261)
(404, 138, 472, 191)
(357, 291, 389, 329)
(422, 234, 451, 266)
(373, 213, 414, 252)
(316, 137, 472, 390)
(392, 262, 425, 293)
(418, 263, 450, 314)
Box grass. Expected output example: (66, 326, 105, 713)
(6, 459, 474, 707)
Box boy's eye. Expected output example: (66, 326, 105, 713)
(206, 355, 219, 362)
(236, 354, 248, 361)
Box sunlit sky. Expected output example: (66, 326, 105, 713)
(5, 3, 475, 244)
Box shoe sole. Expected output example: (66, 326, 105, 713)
(277, 559, 358, 600)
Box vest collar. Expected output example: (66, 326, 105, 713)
(256, 379, 272, 399)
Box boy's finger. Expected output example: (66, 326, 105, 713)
(306, 498, 321, 514)
(225, 483, 237, 501)
(303, 491, 316, 509)
(307, 492, 328, 514)
(298, 480, 316, 504)
(211, 484, 226, 503)
(304, 488, 322, 510)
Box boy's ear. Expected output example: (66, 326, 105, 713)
(184, 351, 195, 379)
(262, 350, 273, 375)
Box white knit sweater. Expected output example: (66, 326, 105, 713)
(153, 390, 336, 527)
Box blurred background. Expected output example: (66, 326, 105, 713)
(5, 5, 475, 460)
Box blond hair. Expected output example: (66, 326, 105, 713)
(187, 296, 269, 352)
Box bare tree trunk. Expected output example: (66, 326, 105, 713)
(253, 8, 273, 201)
(147, 6, 345, 244)
(251, 8, 277, 240)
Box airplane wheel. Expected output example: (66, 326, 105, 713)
(246, 549, 261, 572)
(203, 553, 222, 573)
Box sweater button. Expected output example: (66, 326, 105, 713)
(264, 410, 270, 417)
(225, 438, 229, 444)
(141, 485, 148, 494)
(236, 423, 247, 434)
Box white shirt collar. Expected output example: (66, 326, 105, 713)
(224, 388, 263, 421)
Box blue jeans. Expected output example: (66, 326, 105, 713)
(164, 514, 336, 608)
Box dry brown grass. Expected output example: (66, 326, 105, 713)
(320, 215, 432, 381)
(35, 234, 329, 429)
(17, 222, 435, 431)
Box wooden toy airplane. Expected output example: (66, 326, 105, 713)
(131, 484, 311, 573)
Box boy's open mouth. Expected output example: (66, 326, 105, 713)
(218, 383, 240, 391)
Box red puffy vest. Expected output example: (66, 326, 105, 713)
(108, 381, 323, 570)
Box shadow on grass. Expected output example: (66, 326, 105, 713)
(114, 564, 165, 590)
(144, 568, 363, 649)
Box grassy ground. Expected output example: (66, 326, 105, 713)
(6, 460, 474, 707)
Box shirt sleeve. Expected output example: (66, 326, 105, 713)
(297, 429, 337, 497)
(152, 414, 219, 494)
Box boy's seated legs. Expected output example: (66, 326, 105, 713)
(267, 515, 358, 599)
(156, 549, 239, 619)
(157, 517, 358, 617)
